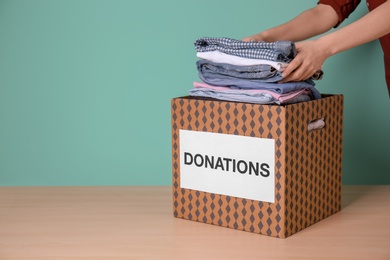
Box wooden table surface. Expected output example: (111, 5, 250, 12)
(0, 186, 389, 259)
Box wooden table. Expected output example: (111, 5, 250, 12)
(0, 186, 389, 259)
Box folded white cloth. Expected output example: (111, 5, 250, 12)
(196, 51, 288, 71)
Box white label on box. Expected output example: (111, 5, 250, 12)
(179, 129, 275, 203)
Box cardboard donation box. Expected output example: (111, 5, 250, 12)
(171, 94, 343, 238)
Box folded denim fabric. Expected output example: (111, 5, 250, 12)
(194, 37, 296, 62)
(196, 59, 282, 83)
(197, 66, 321, 99)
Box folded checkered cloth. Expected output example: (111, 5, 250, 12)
(194, 37, 297, 62)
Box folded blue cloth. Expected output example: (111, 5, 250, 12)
(197, 59, 283, 83)
(197, 64, 321, 99)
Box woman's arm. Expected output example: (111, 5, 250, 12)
(281, 1, 390, 82)
(242, 4, 339, 43)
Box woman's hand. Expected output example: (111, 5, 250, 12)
(281, 40, 329, 82)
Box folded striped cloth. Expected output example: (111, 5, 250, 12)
(194, 37, 296, 62)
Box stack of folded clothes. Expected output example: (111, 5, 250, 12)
(190, 37, 323, 105)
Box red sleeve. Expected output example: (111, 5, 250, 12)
(318, 0, 361, 27)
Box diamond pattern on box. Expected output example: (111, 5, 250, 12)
(171, 95, 343, 238)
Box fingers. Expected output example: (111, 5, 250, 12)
(281, 40, 326, 82)
(280, 57, 308, 82)
(281, 58, 300, 79)
(282, 63, 316, 82)
(281, 53, 319, 82)
(282, 69, 313, 82)
(242, 37, 254, 42)
(242, 33, 264, 42)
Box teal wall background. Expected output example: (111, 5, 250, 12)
(0, 0, 389, 186)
